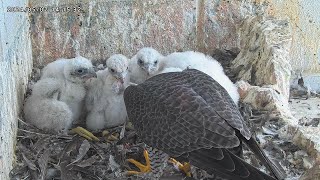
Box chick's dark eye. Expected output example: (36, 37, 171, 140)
(138, 59, 143, 64)
(77, 69, 83, 73)
(126, 67, 129, 70)
(110, 69, 115, 73)
(154, 60, 158, 64)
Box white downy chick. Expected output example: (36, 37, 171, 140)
(24, 56, 97, 132)
(129, 47, 164, 84)
(158, 51, 240, 104)
(85, 54, 130, 131)
(59, 56, 97, 122)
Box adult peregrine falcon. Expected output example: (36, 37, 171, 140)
(124, 69, 285, 179)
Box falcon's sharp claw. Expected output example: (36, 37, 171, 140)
(70, 126, 99, 141)
(169, 158, 191, 177)
(126, 149, 151, 175)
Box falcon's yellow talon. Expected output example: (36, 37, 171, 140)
(127, 158, 150, 172)
(125, 121, 134, 130)
(169, 158, 191, 177)
(102, 130, 119, 141)
(182, 162, 191, 177)
(80, 133, 93, 141)
(126, 170, 144, 175)
(168, 157, 180, 165)
(102, 130, 109, 137)
(70, 126, 99, 141)
(126, 150, 151, 175)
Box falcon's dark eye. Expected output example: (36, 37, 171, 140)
(154, 60, 158, 64)
(138, 59, 143, 65)
(110, 69, 115, 73)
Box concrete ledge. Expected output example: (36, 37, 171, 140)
(0, 1, 33, 179)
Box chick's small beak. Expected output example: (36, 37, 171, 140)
(118, 73, 126, 83)
(89, 69, 97, 78)
(92, 72, 97, 78)
(83, 69, 97, 79)
(147, 66, 154, 76)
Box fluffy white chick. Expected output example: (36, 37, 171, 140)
(85, 54, 129, 131)
(158, 51, 240, 104)
(24, 78, 73, 132)
(41, 56, 96, 120)
(58, 56, 97, 122)
(24, 56, 97, 132)
(41, 58, 68, 79)
(129, 47, 164, 84)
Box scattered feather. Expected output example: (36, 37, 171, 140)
(120, 124, 126, 140)
(71, 139, 91, 164)
(109, 155, 122, 177)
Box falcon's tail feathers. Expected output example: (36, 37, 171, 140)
(188, 148, 276, 180)
(244, 137, 286, 180)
